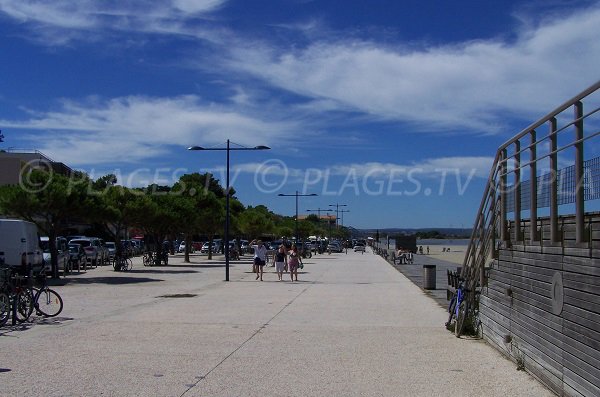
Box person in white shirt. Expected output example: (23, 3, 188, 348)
(250, 239, 267, 281)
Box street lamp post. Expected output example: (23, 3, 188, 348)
(188, 140, 270, 281)
(339, 209, 350, 228)
(278, 191, 317, 243)
(329, 203, 347, 228)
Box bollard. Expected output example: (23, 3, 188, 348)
(423, 264, 436, 290)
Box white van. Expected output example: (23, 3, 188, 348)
(0, 219, 43, 273)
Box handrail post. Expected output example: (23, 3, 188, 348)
(550, 118, 559, 243)
(575, 101, 585, 244)
(500, 149, 509, 242)
(514, 140, 522, 241)
(530, 130, 538, 243)
(491, 183, 497, 258)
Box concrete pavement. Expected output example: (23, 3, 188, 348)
(0, 248, 553, 396)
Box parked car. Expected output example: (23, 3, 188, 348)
(201, 242, 219, 254)
(192, 242, 203, 252)
(0, 219, 43, 273)
(353, 244, 366, 252)
(178, 242, 186, 253)
(70, 238, 105, 267)
(328, 242, 342, 253)
(40, 236, 70, 274)
(105, 242, 117, 260)
(68, 243, 86, 271)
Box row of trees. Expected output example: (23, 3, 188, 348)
(0, 169, 349, 278)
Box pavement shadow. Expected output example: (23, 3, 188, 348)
(57, 276, 163, 285)
(128, 269, 197, 274)
(1, 316, 75, 335)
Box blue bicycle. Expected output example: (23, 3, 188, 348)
(446, 273, 475, 337)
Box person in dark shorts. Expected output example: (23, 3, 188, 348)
(251, 239, 267, 281)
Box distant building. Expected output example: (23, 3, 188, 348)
(0, 149, 74, 186)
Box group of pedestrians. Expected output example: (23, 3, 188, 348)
(250, 239, 302, 282)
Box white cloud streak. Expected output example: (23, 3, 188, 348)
(225, 5, 600, 132)
(0, 95, 298, 165)
(0, 0, 227, 44)
(230, 157, 495, 179)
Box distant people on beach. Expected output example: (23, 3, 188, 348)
(419, 246, 423, 254)
(395, 248, 413, 264)
(427, 246, 430, 255)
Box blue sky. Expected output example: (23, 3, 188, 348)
(0, 0, 599, 229)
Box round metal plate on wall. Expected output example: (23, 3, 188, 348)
(551, 271, 564, 316)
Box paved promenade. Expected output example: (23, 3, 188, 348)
(1, 248, 553, 397)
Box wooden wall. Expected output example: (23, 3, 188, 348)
(481, 213, 600, 397)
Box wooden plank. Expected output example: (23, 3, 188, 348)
(564, 289, 600, 314)
(510, 316, 564, 367)
(564, 255, 600, 267)
(563, 304, 600, 334)
(563, 262, 600, 277)
(564, 247, 595, 257)
(512, 298, 563, 332)
(514, 339, 564, 395)
(564, 272, 600, 293)
(563, 332, 600, 371)
(564, 383, 585, 397)
(563, 348, 600, 391)
(564, 368, 600, 397)
(564, 319, 600, 351)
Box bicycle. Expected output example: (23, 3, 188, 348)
(30, 269, 63, 317)
(446, 271, 482, 338)
(143, 251, 154, 267)
(113, 253, 132, 271)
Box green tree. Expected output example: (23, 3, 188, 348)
(92, 184, 141, 259)
(238, 206, 274, 240)
(0, 169, 90, 278)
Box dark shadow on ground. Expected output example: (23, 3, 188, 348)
(1, 316, 75, 335)
(55, 276, 163, 286)
(162, 263, 227, 268)
(126, 269, 198, 275)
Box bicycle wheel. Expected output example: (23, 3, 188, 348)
(445, 295, 456, 328)
(35, 288, 63, 317)
(0, 292, 10, 326)
(455, 299, 469, 337)
(16, 289, 34, 322)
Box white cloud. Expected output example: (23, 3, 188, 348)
(225, 5, 600, 132)
(0, 95, 298, 166)
(0, 0, 227, 44)
(230, 156, 495, 179)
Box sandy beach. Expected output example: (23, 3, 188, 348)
(418, 244, 468, 265)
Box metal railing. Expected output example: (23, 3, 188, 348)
(462, 80, 600, 292)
